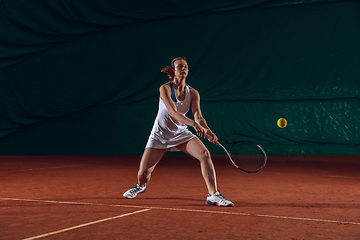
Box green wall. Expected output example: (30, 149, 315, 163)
(0, 0, 359, 155)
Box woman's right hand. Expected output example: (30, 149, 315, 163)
(192, 122, 205, 138)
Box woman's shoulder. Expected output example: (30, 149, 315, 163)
(159, 82, 171, 90)
(188, 85, 200, 100)
(188, 85, 198, 93)
(159, 82, 172, 96)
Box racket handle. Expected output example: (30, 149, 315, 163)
(206, 134, 219, 144)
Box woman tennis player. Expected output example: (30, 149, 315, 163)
(123, 57, 233, 207)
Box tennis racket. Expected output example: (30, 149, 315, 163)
(216, 139, 267, 173)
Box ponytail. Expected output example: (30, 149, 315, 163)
(161, 66, 175, 80)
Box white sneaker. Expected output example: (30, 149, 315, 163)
(206, 191, 234, 207)
(123, 184, 147, 199)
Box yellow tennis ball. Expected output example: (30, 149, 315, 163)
(277, 118, 287, 128)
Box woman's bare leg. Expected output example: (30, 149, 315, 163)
(137, 148, 166, 187)
(176, 138, 217, 194)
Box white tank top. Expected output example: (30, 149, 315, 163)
(146, 81, 196, 150)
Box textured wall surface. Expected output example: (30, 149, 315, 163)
(0, 0, 359, 155)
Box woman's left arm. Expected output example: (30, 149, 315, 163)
(190, 87, 218, 144)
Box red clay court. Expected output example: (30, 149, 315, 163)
(1, 155, 359, 239)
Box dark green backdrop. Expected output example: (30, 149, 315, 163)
(0, 0, 359, 155)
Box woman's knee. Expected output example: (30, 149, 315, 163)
(198, 148, 211, 162)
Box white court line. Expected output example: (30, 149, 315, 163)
(22, 208, 151, 240)
(2, 197, 359, 226)
(328, 176, 360, 179)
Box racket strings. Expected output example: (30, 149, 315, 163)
(230, 142, 267, 173)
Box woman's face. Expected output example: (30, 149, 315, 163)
(173, 60, 188, 79)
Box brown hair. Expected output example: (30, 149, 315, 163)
(161, 57, 187, 80)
